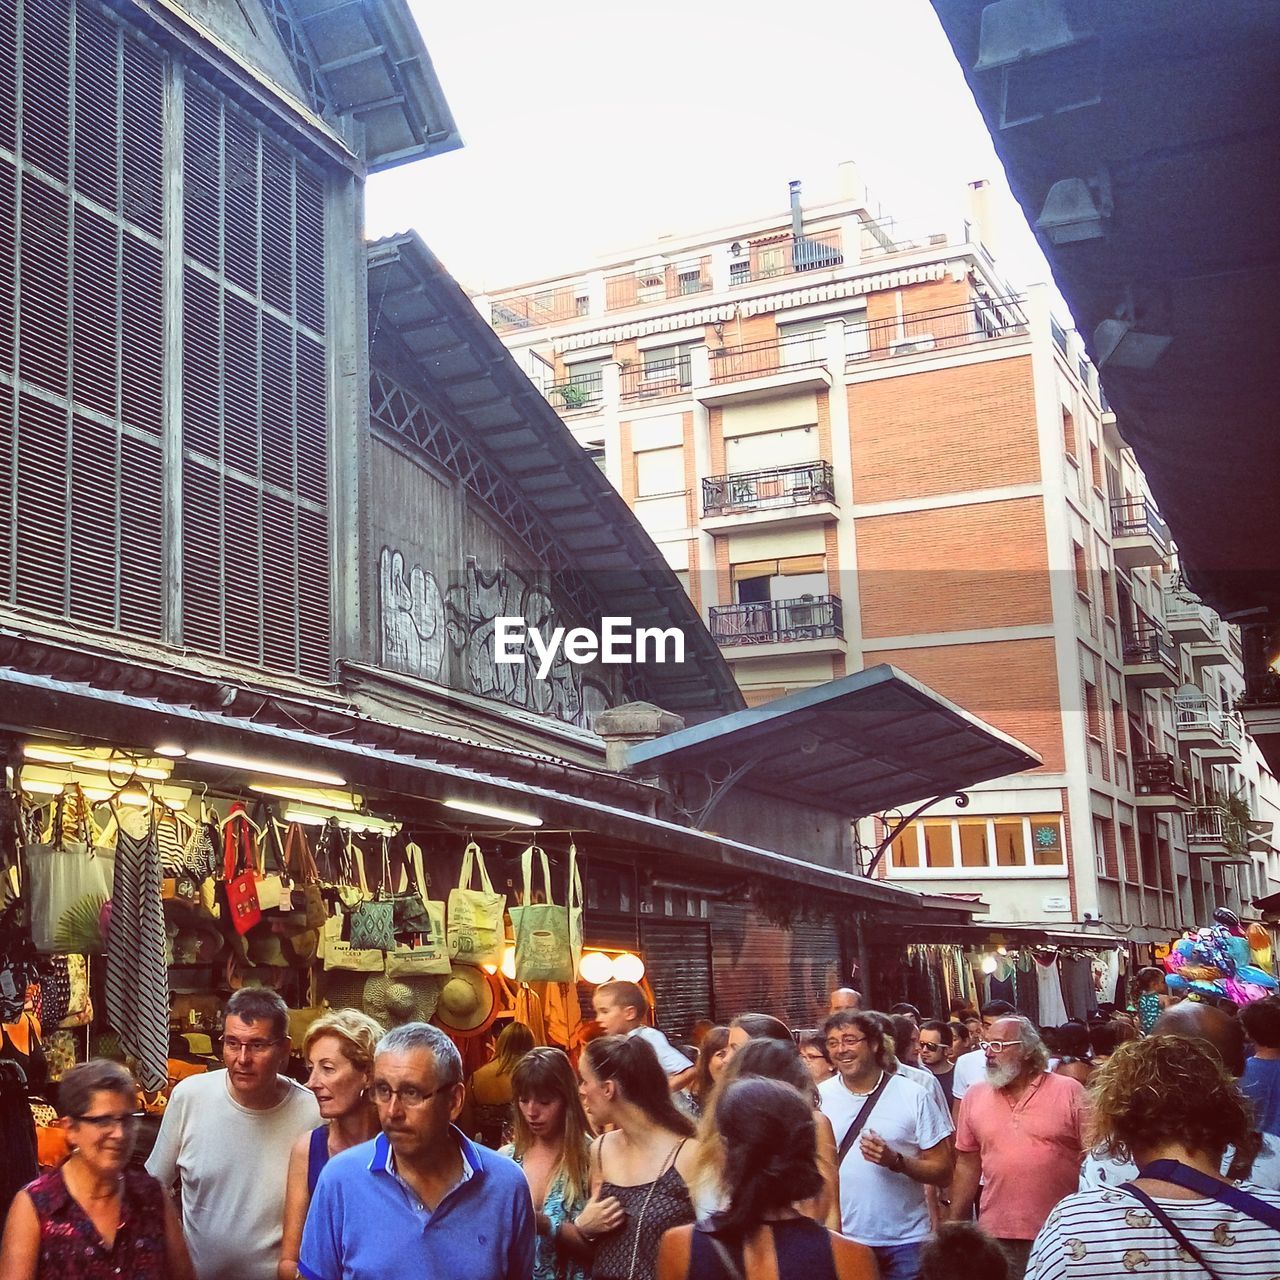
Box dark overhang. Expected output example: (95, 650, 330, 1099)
(626, 663, 1042, 818)
(929, 0, 1280, 623)
(366, 231, 745, 722)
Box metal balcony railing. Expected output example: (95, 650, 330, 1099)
(1134, 753, 1189, 797)
(605, 257, 712, 311)
(728, 228, 844, 285)
(1162, 582, 1215, 630)
(1122, 617, 1178, 669)
(709, 595, 843, 646)
(491, 287, 586, 332)
(1174, 691, 1223, 735)
(619, 355, 692, 403)
(1110, 497, 1172, 551)
(1222, 713, 1243, 750)
(1187, 806, 1232, 846)
(709, 331, 827, 383)
(846, 296, 1027, 362)
(702, 461, 835, 516)
(544, 369, 603, 411)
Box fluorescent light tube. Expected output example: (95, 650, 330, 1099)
(442, 797, 542, 827)
(185, 749, 345, 787)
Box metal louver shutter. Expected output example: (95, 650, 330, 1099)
(641, 919, 712, 1043)
(710, 901, 841, 1031)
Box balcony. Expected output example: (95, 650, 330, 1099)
(1110, 497, 1172, 569)
(1173, 691, 1242, 761)
(1133, 753, 1193, 813)
(702, 462, 836, 524)
(491, 287, 586, 333)
(845, 296, 1028, 365)
(544, 369, 603, 413)
(620, 355, 691, 404)
(728, 229, 843, 286)
(1122, 617, 1179, 688)
(1185, 806, 1244, 859)
(709, 595, 844, 649)
(1185, 613, 1233, 672)
(1162, 581, 1216, 643)
(699, 331, 830, 405)
(605, 257, 712, 312)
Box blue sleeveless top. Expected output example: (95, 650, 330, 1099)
(307, 1125, 330, 1194)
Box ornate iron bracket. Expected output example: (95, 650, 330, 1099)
(860, 791, 969, 878)
(672, 746, 773, 829)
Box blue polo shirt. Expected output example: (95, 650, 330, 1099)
(299, 1128, 535, 1280)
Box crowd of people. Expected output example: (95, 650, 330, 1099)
(2, 978, 1280, 1279)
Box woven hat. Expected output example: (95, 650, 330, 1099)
(431, 964, 498, 1038)
(362, 973, 443, 1029)
(322, 969, 375, 1014)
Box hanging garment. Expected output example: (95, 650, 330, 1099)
(0, 1058, 36, 1221)
(1059, 954, 1097, 1020)
(1034, 954, 1071, 1026)
(104, 810, 170, 1093)
(1095, 949, 1122, 1007)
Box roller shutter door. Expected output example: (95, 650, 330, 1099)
(640, 919, 713, 1043)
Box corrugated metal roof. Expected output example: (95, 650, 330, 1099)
(365, 232, 744, 721)
(627, 664, 1042, 818)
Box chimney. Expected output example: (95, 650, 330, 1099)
(789, 179, 803, 241)
(835, 160, 864, 204)
(594, 701, 686, 775)
(967, 178, 998, 258)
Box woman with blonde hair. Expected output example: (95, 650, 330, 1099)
(500, 1047, 594, 1280)
(278, 1009, 383, 1280)
(1027, 1034, 1280, 1277)
(466, 1020, 536, 1147)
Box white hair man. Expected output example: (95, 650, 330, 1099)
(946, 1015, 1087, 1280)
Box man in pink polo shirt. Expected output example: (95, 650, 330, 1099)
(946, 1015, 1086, 1280)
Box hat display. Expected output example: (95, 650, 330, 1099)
(363, 973, 442, 1029)
(431, 964, 498, 1038)
(163, 900, 225, 966)
(322, 969, 375, 1015)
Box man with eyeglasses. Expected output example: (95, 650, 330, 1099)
(916, 1021, 956, 1106)
(946, 1015, 1086, 1280)
(146, 987, 319, 1280)
(817, 1010, 954, 1280)
(299, 1020, 534, 1280)
(948, 999, 1016, 1117)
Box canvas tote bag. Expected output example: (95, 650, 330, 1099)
(446, 842, 506, 967)
(510, 845, 573, 983)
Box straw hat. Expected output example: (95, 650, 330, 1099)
(322, 969, 375, 1014)
(431, 964, 498, 1038)
(362, 973, 443, 1029)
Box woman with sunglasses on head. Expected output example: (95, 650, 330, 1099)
(279, 1010, 383, 1280)
(501, 1047, 595, 1280)
(573, 1035, 699, 1280)
(0, 1059, 194, 1280)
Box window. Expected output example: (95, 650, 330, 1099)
(586, 446, 606, 474)
(641, 344, 693, 387)
(635, 447, 684, 497)
(1030, 816, 1064, 867)
(574, 292, 590, 316)
(1093, 817, 1108, 878)
(890, 827, 920, 869)
(729, 261, 751, 287)
(923, 823, 955, 868)
(756, 245, 785, 279)
(1073, 542, 1089, 597)
(677, 269, 704, 296)
(993, 819, 1028, 867)
(1084, 680, 1102, 740)
(777, 319, 826, 366)
(958, 818, 989, 868)
(1100, 566, 1114, 619)
(1111, 700, 1127, 755)
(1089, 442, 1103, 492)
(1062, 407, 1078, 459)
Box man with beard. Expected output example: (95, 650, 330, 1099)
(946, 1015, 1086, 1280)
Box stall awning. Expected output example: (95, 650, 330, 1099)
(0, 665, 979, 921)
(626, 664, 1042, 818)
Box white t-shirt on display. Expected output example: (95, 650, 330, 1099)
(951, 1048, 988, 1104)
(1081, 1132, 1280, 1193)
(146, 1069, 320, 1280)
(818, 1071, 954, 1247)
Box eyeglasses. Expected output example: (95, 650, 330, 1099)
(73, 1111, 146, 1130)
(979, 1040, 1021, 1053)
(918, 1041, 945, 1052)
(825, 1035, 867, 1050)
(223, 1037, 283, 1057)
(371, 1080, 459, 1109)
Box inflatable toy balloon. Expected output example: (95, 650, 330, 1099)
(1164, 950, 1186, 972)
(1247, 922, 1271, 951)
(1173, 937, 1197, 958)
(1226, 934, 1252, 971)
(1180, 965, 1224, 984)
(1214, 907, 1243, 932)
(1189, 980, 1225, 998)
(1165, 973, 1189, 994)
(1252, 945, 1273, 971)
(1234, 965, 1278, 990)
(1225, 979, 1270, 1004)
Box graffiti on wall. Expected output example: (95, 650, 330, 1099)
(378, 547, 614, 729)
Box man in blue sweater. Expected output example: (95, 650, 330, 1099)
(300, 1022, 535, 1280)
(1242, 996, 1280, 1137)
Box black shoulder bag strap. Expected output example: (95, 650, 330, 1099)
(1120, 1183, 1225, 1280)
(835, 1072, 892, 1166)
(1139, 1158, 1280, 1230)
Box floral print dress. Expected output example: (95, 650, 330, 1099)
(501, 1143, 589, 1280)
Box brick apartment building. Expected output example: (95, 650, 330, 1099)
(476, 169, 1280, 941)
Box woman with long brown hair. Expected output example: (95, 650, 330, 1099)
(572, 1035, 699, 1280)
(689, 1028, 731, 1118)
(501, 1048, 594, 1280)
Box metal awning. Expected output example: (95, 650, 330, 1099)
(626, 664, 1041, 818)
(0, 665, 976, 920)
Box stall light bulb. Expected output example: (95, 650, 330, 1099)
(611, 952, 645, 983)
(981, 955, 998, 975)
(578, 952, 613, 985)
(501, 946, 517, 980)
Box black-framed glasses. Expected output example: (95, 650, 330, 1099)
(370, 1080, 459, 1109)
(73, 1111, 146, 1130)
(223, 1037, 283, 1057)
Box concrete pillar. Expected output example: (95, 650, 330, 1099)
(688, 346, 718, 612)
(825, 319, 863, 672)
(594, 701, 686, 775)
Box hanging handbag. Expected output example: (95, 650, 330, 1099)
(24, 789, 116, 954)
(284, 823, 328, 931)
(321, 853, 385, 973)
(447, 841, 506, 967)
(221, 803, 262, 936)
(510, 845, 573, 983)
(252, 810, 289, 911)
(385, 842, 450, 977)
(568, 841, 584, 980)
(314, 817, 345, 885)
(346, 843, 396, 953)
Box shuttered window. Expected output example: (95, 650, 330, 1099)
(0, 2, 331, 679)
(0, 2, 165, 637)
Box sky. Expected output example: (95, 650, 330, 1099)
(366, 0, 1061, 304)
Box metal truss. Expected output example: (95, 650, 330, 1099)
(261, 0, 332, 116)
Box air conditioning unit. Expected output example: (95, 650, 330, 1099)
(889, 333, 936, 356)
